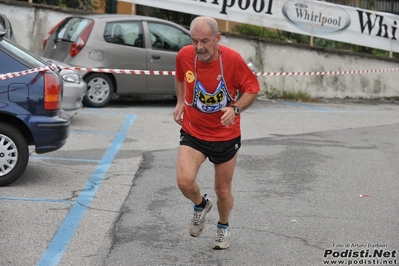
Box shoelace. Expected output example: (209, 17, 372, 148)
(192, 194, 208, 225)
(192, 209, 203, 225)
(215, 227, 228, 241)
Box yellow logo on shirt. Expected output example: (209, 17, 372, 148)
(185, 70, 195, 83)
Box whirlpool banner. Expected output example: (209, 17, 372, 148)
(125, 0, 399, 53)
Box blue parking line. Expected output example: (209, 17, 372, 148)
(37, 114, 136, 266)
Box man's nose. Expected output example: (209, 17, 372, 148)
(196, 42, 205, 50)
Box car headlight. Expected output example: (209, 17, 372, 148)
(62, 72, 81, 84)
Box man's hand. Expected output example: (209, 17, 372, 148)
(220, 106, 236, 127)
(173, 103, 185, 125)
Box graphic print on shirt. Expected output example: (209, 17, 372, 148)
(185, 53, 233, 114)
(192, 79, 232, 113)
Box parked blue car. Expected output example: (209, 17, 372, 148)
(0, 28, 70, 186)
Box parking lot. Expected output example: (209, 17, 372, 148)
(1, 97, 398, 266)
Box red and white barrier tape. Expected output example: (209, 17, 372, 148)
(1, 65, 399, 81)
(255, 68, 399, 77)
(0, 65, 60, 81)
(62, 67, 175, 76)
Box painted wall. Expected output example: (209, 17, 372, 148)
(221, 36, 399, 98)
(1, 1, 399, 99)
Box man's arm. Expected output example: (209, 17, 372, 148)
(233, 92, 258, 113)
(175, 76, 185, 104)
(220, 60, 260, 127)
(220, 92, 258, 127)
(173, 76, 185, 125)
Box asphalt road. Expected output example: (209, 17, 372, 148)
(0, 97, 398, 266)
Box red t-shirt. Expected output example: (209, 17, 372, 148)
(175, 45, 260, 141)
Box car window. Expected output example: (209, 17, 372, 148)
(0, 50, 24, 74)
(0, 39, 46, 73)
(55, 17, 92, 42)
(148, 22, 191, 51)
(104, 21, 144, 48)
(0, 14, 15, 42)
(0, 16, 5, 30)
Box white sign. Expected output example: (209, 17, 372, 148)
(123, 0, 399, 53)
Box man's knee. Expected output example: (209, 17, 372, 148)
(215, 187, 232, 199)
(177, 175, 194, 192)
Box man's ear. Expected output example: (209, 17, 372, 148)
(216, 32, 222, 43)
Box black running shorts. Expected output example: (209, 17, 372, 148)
(179, 129, 241, 164)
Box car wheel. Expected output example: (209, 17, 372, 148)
(0, 122, 29, 186)
(83, 73, 114, 107)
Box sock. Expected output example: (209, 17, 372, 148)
(217, 221, 229, 227)
(194, 196, 206, 209)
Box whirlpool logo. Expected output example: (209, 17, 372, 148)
(282, 0, 351, 35)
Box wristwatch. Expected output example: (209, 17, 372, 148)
(231, 105, 240, 116)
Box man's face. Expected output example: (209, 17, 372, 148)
(190, 24, 221, 63)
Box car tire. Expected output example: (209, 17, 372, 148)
(83, 73, 114, 107)
(0, 122, 29, 186)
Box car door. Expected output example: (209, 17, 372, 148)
(145, 21, 191, 93)
(101, 20, 147, 94)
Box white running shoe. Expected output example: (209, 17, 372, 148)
(212, 224, 230, 250)
(188, 194, 213, 237)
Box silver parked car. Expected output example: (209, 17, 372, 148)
(43, 58, 87, 116)
(42, 14, 192, 107)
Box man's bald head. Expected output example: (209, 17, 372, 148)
(190, 16, 219, 36)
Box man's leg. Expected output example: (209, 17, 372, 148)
(212, 152, 238, 249)
(176, 145, 206, 205)
(177, 145, 213, 237)
(214, 152, 238, 224)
